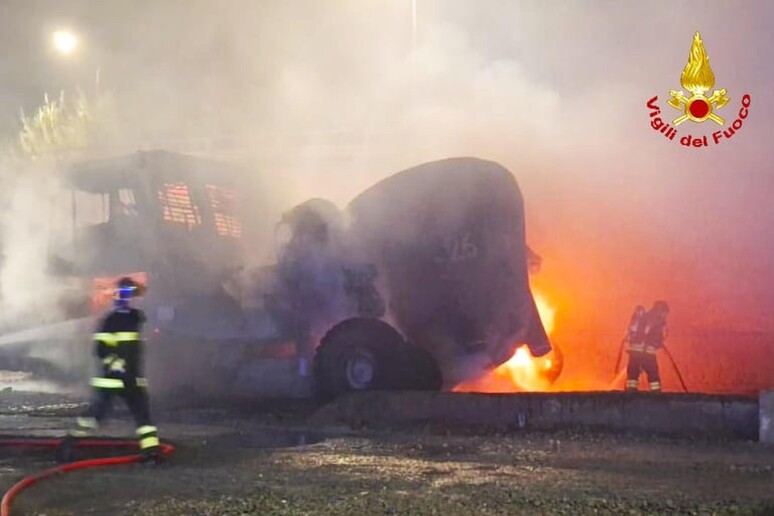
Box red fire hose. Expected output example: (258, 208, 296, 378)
(0, 437, 175, 516)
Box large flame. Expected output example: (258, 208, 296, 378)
(533, 291, 555, 335)
(453, 289, 559, 393)
(680, 32, 715, 95)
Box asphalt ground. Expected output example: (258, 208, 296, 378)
(0, 390, 772, 515)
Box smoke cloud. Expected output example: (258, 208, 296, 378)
(0, 0, 771, 392)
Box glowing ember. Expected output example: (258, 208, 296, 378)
(453, 288, 560, 393)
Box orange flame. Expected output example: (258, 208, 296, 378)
(453, 288, 559, 393)
(534, 291, 555, 335)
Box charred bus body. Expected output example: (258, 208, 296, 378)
(347, 158, 551, 385)
(0, 151, 555, 399)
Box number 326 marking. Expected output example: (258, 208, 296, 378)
(438, 233, 478, 263)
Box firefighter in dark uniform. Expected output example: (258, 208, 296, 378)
(59, 277, 160, 461)
(625, 301, 669, 392)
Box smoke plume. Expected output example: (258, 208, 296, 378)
(0, 1, 771, 393)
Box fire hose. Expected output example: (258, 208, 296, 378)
(614, 336, 627, 375)
(662, 346, 689, 392)
(0, 437, 175, 516)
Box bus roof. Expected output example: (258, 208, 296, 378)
(66, 150, 245, 193)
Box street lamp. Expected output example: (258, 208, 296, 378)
(412, 0, 417, 50)
(52, 29, 78, 55)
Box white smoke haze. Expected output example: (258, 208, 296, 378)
(0, 1, 770, 392)
(0, 161, 67, 325)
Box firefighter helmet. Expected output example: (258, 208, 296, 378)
(114, 277, 146, 302)
(652, 300, 670, 314)
(115, 277, 135, 299)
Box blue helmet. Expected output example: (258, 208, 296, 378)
(114, 277, 138, 309)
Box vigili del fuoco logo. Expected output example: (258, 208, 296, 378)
(646, 32, 751, 148)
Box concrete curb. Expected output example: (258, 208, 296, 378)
(761, 390, 773, 444)
(314, 391, 760, 440)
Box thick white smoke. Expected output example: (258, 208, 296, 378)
(0, 161, 67, 326)
(0, 1, 770, 394)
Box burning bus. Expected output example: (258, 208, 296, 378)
(0, 151, 559, 399)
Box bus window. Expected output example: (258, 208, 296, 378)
(116, 188, 138, 217)
(74, 190, 109, 228)
(157, 182, 201, 230)
(206, 184, 242, 238)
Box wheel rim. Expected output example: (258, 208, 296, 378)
(345, 351, 375, 390)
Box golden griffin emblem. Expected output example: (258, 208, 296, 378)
(668, 32, 729, 126)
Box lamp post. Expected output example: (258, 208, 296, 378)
(411, 0, 417, 51)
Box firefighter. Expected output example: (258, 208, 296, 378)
(625, 301, 669, 392)
(57, 277, 161, 462)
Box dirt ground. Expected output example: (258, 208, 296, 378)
(0, 391, 773, 516)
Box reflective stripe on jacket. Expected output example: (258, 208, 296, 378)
(90, 377, 149, 389)
(627, 342, 658, 355)
(93, 332, 140, 346)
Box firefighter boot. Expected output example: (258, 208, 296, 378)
(141, 446, 164, 467)
(137, 425, 162, 465)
